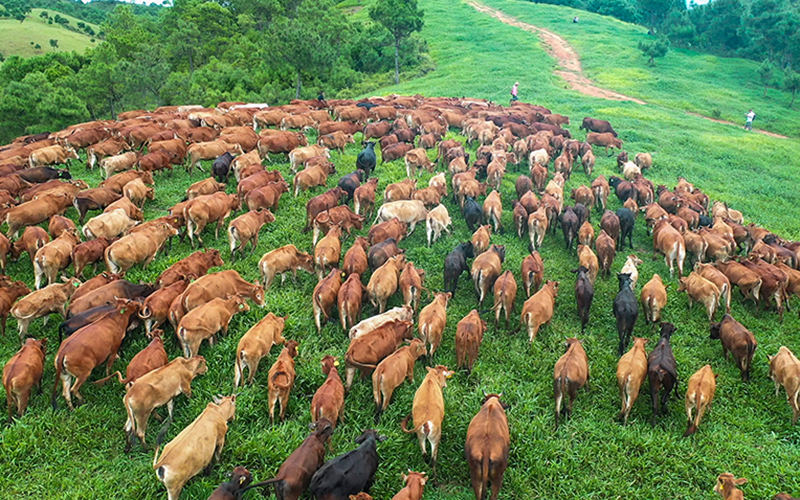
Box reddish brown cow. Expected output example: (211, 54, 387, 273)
(184, 192, 240, 248)
(3, 338, 46, 420)
(456, 310, 488, 372)
(305, 187, 346, 232)
(465, 394, 510, 500)
(354, 178, 379, 216)
(157, 249, 223, 288)
(94, 329, 168, 388)
(338, 273, 367, 332)
(311, 355, 345, 427)
(313, 268, 343, 333)
(139, 281, 190, 334)
(227, 209, 275, 262)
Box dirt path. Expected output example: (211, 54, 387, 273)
(466, 0, 790, 139)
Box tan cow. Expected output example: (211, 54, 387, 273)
(652, 219, 686, 278)
(349, 305, 414, 340)
(338, 273, 367, 332)
(684, 364, 717, 436)
(713, 473, 748, 500)
(768, 346, 800, 424)
(374, 200, 428, 235)
(577, 244, 599, 285)
(491, 270, 517, 328)
(315, 225, 343, 279)
(312, 269, 343, 333)
(101, 151, 140, 179)
(293, 161, 336, 197)
(234, 313, 286, 388)
(620, 254, 643, 290)
(268, 340, 299, 422)
(640, 274, 667, 324)
(521, 280, 559, 342)
(178, 295, 250, 357)
(405, 148, 434, 177)
(456, 310, 488, 372)
(418, 292, 451, 359)
(227, 209, 275, 262)
(123, 356, 208, 450)
(33, 230, 80, 289)
(354, 178, 379, 216)
(184, 192, 240, 248)
(5, 191, 73, 238)
(289, 145, 330, 173)
(695, 262, 732, 314)
(678, 272, 720, 321)
(28, 145, 78, 168)
(12, 278, 81, 340)
(426, 204, 451, 246)
(472, 224, 492, 256)
(105, 222, 178, 274)
(471, 244, 505, 306)
(554, 338, 589, 428)
(343, 237, 370, 278)
(367, 254, 406, 313)
(3, 338, 46, 420)
(616, 337, 648, 425)
(385, 178, 418, 202)
(259, 244, 314, 290)
(153, 395, 237, 500)
(521, 251, 544, 297)
(399, 262, 426, 312)
(186, 141, 244, 173)
(528, 206, 548, 251)
(83, 208, 138, 240)
(310, 355, 345, 427)
(400, 365, 454, 470)
(372, 339, 427, 415)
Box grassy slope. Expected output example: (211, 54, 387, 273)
(0, 9, 99, 58)
(1, 0, 800, 499)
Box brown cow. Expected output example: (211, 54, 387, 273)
(313, 268, 343, 333)
(345, 319, 414, 390)
(48, 214, 75, 239)
(313, 206, 366, 245)
(234, 313, 286, 388)
(105, 222, 178, 274)
(768, 346, 800, 425)
(522, 251, 544, 297)
(83, 209, 138, 241)
(28, 145, 78, 168)
(305, 187, 346, 232)
(71, 237, 113, 279)
(367, 254, 406, 314)
(0, 280, 31, 337)
(315, 225, 343, 279)
(152, 395, 237, 500)
(471, 244, 505, 306)
(12, 278, 81, 341)
(653, 219, 686, 278)
(678, 272, 720, 321)
(257, 132, 308, 156)
(10, 227, 48, 266)
(354, 178, 379, 216)
(418, 292, 451, 359)
(400, 365, 454, 471)
(186, 178, 226, 201)
(591, 175, 610, 212)
(399, 262, 426, 312)
(227, 209, 275, 262)
(237, 170, 285, 200)
(6, 191, 73, 238)
(294, 161, 337, 197)
(311, 355, 345, 427)
(343, 237, 370, 278)
(99, 170, 154, 195)
(259, 244, 314, 290)
(33, 230, 80, 289)
(186, 141, 244, 173)
(338, 273, 367, 332)
(640, 274, 667, 324)
(3, 338, 46, 421)
(465, 393, 510, 500)
(684, 364, 717, 436)
(178, 295, 250, 357)
(157, 249, 223, 288)
(456, 310, 488, 373)
(139, 281, 190, 334)
(51, 298, 140, 410)
(710, 314, 757, 381)
(289, 145, 330, 173)
(185, 192, 240, 248)
(405, 148, 434, 177)
(616, 337, 648, 425)
(521, 280, 559, 342)
(372, 339, 426, 415)
(122, 355, 207, 450)
(586, 132, 623, 155)
(578, 221, 594, 247)
(385, 178, 417, 202)
(369, 218, 408, 246)
(554, 338, 589, 428)
(178, 270, 264, 322)
(268, 340, 299, 423)
(105, 196, 143, 221)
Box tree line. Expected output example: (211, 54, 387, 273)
(0, 0, 428, 144)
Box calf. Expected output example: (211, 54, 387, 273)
(372, 339, 426, 415)
(683, 364, 717, 436)
(462, 197, 484, 233)
(714, 473, 748, 500)
(367, 255, 406, 313)
(343, 237, 370, 278)
(259, 244, 314, 290)
(471, 244, 505, 306)
(648, 322, 678, 425)
(399, 262, 425, 312)
(243, 419, 333, 500)
(444, 242, 474, 295)
(72, 237, 114, 278)
(3, 338, 46, 421)
(573, 266, 594, 332)
(426, 204, 452, 246)
(12, 278, 81, 341)
(123, 356, 208, 450)
(309, 429, 385, 500)
(616, 337, 648, 425)
(368, 238, 404, 272)
(456, 310, 487, 373)
(521, 280, 558, 341)
(400, 365, 454, 471)
(48, 214, 75, 239)
(768, 346, 800, 424)
(313, 269, 343, 333)
(338, 273, 367, 332)
(208, 467, 252, 500)
(678, 272, 720, 321)
(617, 207, 635, 249)
(227, 209, 275, 262)
(641, 274, 667, 324)
(153, 395, 237, 500)
(311, 355, 345, 427)
(613, 273, 639, 355)
(465, 393, 510, 500)
(177, 295, 251, 358)
(554, 338, 589, 428)
(96, 329, 169, 388)
(710, 314, 757, 381)
(522, 251, 544, 297)
(268, 340, 299, 423)
(234, 313, 286, 388)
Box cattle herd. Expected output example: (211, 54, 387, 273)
(0, 94, 799, 500)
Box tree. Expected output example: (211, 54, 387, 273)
(369, 0, 424, 84)
(102, 4, 150, 60)
(38, 10, 48, 20)
(757, 59, 775, 97)
(784, 69, 800, 106)
(49, 39, 59, 51)
(638, 37, 669, 65)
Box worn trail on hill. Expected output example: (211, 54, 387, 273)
(467, 0, 790, 139)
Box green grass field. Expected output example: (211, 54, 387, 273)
(0, 9, 98, 58)
(2, 0, 800, 499)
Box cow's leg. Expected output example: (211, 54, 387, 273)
(105, 353, 118, 376)
(71, 374, 89, 406)
(279, 391, 289, 421)
(247, 358, 260, 385)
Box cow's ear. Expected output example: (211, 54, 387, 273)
(426, 366, 434, 373)
(377, 434, 388, 442)
(734, 478, 747, 486)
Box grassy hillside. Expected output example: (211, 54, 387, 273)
(0, 9, 99, 58)
(1, 0, 800, 499)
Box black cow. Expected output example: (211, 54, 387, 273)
(443, 242, 474, 295)
(580, 117, 617, 137)
(356, 102, 378, 110)
(357, 142, 377, 178)
(462, 196, 483, 233)
(609, 176, 635, 203)
(337, 170, 363, 202)
(212, 152, 235, 183)
(309, 429, 386, 500)
(560, 206, 579, 251)
(208, 467, 253, 500)
(59, 304, 116, 342)
(572, 202, 589, 226)
(18, 167, 71, 183)
(573, 266, 594, 332)
(613, 273, 638, 355)
(698, 214, 713, 227)
(616, 207, 635, 250)
(648, 322, 678, 426)
(368, 238, 404, 272)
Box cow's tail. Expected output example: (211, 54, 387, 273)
(228, 226, 238, 254)
(51, 353, 65, 410)
(104, 246, 117, 275)
(34, 256, 45, 289)
(647, 295, 657, 323)
(400, 413, 419, 433)
(270, 372, 291, 390)
(94, 371, 125, 386)
(477, 454, 491, 500)
(83, 225, 94, 240)
(234, 350, 245, 389)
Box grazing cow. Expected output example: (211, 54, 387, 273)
(471, 244, 505, 306)
(10, 227, 49, 266)
(388, 471, 427, 500)
(617, 207, 635, 249)
(122, 355, 207, 450)
(401, 365, 454, 471)
(399, 262, 425, 312)
(683, 364, 717, 436)
(714, 473, 748, 500)
(405, 148, 434, 177)
(289, 145, 330, 174)
(242, 420, 333, 500)
(586, 132, 623, 155)
(0, 281, 31, 337)
(245, 180, 289, 212)
(313, 268, 343, 333)
(553, 338, 589, 428)
(573, 266, 594, 332)
(368, 255, 406, 314)
(444, 242, 474, 295)
(640, 274, 668, 324)
(372, 339, 426, 415)
(710, 314, 757, 381)
(178, 295, 250, 358)
(678, 272, 720, 321)
(384, 178, 417, 203)
(349, 305, 414, 340)
(83, 209, 138, 241)
(345, 319, 414, 390)
(368, 238, 404, 272)
(456, 310, 487, 372)
(3, 338, 46, 421)
(268, 340, 299, 423)
(560, 206, 580, 251)
(294, 161, 337, 197)
(635, 152, 653, 169)
(465, 393, 510, 500)
(158, 249, 223, 288)
(522, 251, 544, 297)
(234, 313, 286, 388)
(311, 355, 345, 427)
(305, 187, 346, 232)
(309, 429, 385, 500)
(369, 218, 408, 246)
(12, 278, 81, 341)
(153, 395, 237, 500)
(237, 170, 285, 200)
(33, 230, 80, 289)
(617, 337, 649, 425)
(28, 145, 79, 168)
(5, 191, 73, 239)
(186, 178, 226, 201)
(768, 346, 800, 425)
(339, 273, 367, 332)
(648, 322, 678, 425)
(105, 196, 143, 221)
(521, 280, 559, 342)
(68, 279, 154, 317)
(343, 237, 370, 278)
(354, 178, 379, 216)
(178, 270, 264, 323)
(186, 141, 243, 173)
(319, 131, 355, 153)
(580, 117, 617, 136)
(312, 206, 365, 245)
(227, 209, 275, 262)
(105, 222, 178, 275)
(337, 170, 363, 202)
(652, 219, 686, 278)
(356, 142, 377, 178)
(613, 273, 639, 355)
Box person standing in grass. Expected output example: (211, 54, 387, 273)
(744, 109, 755, 130)
(511, 81, 519, 103)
